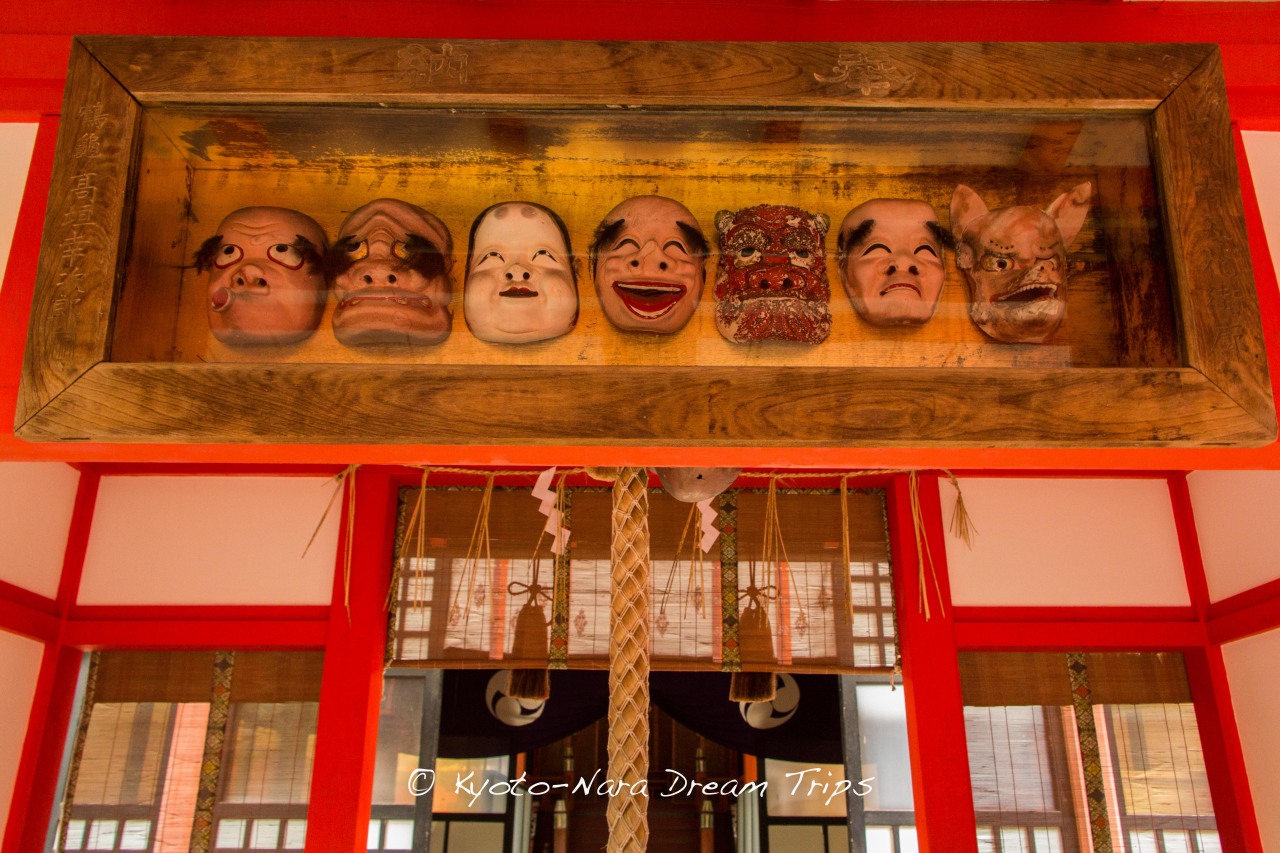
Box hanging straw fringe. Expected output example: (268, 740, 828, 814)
(387, 468, 430, 613)
(943, 470, 977, 548)
(450, 474, 496, 635)
(908, 472, 946, 620)
(303, 465, 361, 624)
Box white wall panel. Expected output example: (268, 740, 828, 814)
(1244, 130, 1280, 294)
(0, 631, 44, 840)
(78, 476, 338, 605)
(1187, 470, 1280, 602)
(1223, 630, 1280, 847)
(0, 461, 80, 599)
(941, 477, 1188, 607)
(0, 123, 37, 293)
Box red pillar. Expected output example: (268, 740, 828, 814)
(888, 473, 977, 853)
(306, 467, 395, 852)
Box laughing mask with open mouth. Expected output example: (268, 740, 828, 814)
(951, 183, 1092, 344)
(591, 195, 708, 334)
(838, 199, 949, 327)
(328, 198, 454, 347)
(464, 201, 578, 344)
(713, 204, 832, 345)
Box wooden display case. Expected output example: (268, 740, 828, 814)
(15, 37, 1275, 446)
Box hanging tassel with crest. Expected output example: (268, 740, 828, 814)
(506, 474, 568, 700)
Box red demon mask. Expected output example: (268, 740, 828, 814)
(713, 204, 832, 345)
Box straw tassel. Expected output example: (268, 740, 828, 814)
(945, 471, 977, 548)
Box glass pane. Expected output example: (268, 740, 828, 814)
(119, 820, 151, 850)
(865, 826, 894, 853)
(764, 759, 847, 817)
(385, 820, 415, 850)
(1107, 704, 1215, 818)
(966, 706, 1058, 812)
(374, 676, 425, 806)
(86, 820, 117, 851)
(768, 825, 825, 853)
(220, 702, 319, 805)
(429, 821, 445, 853)
(431, 756, 510, 814)
(1001, 827, 1030, 853)
(284, 819, 307, 849)
(977, 826, 996, 853)
(368, 819, 381, 850)
(1128, 830, 1159, 853)
(1198, 830, 1223, 853)
(1162, 830, 1193, 853)
(250, 818, 281, 849)
(1033, 827, 1063, 853)
(443, 821, 503, 852)
(900, 826, 919, 853)
(827, 823, 849, 852)
(65, 820, 86, 851)
(857, 683, 914, 810)
(216, 819, 248, 849)
(76, 703, 173, 805)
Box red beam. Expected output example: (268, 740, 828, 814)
(0, 595, 57, 642)
(955, 620, 1208, 651)
(953, 605, 1197, 623)
(60, 618, 328, 649)
(1, 645, 82, 853)
(1167, 474, 1211, 622)
(1208, 577, 1280, 644)
(1185, 647, 1264, 852)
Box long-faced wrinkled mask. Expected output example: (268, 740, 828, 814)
(196, 207, 327, 346)
(591, 195, 708, 334)
(465, 201, 578, 344)
(714, 204, 832, 345)
(328, 198, 453, 347)
(838, 199, 949, 327)
(951, 183, 1092, 344)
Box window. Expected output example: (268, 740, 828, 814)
(56, 651, 322, 853)
(961, 652, 1219, 853)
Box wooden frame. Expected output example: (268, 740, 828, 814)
(15, 37, 1274, 447)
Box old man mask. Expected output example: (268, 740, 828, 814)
(197, 206, 327, 346)
(838, 199, 948, 327)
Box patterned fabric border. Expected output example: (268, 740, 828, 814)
(1067, 652, 1114, 853)
(548, 489, 573, 669)
(58, 651, 100, 851)
(190, 651, 235, 853)
(385, 488, 416, 668)
(718, 490, 741, 672)
(880, 494, 903, 675)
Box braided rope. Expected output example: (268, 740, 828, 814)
(607, 467, 651, 853)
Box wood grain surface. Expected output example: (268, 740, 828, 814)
(1153, 48, 1276, 435)
(17, 42, 140, 426)
(82, 38, 1209, 110)
(15, 362, 1270, 447)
